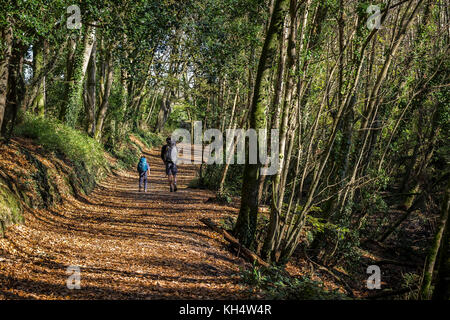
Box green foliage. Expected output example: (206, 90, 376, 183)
(187, 176, 204, 189)
(134, 128, 164, 149)
(306, 207, 361, 269)
(215, 189, 233, 204)
(200, 162, 244, 195)
(1, 0, 69, 46)
(63, 27, 89, 127)
(114, 145, 140, 169)
(240, 265, 349, 300)
(358, 190, 388, 237)
(14, 114, 108, 175)
(107, 129, 162, 170)
(107, 134, 141, 169)
(400, 273, 421, 300)
(307, 216, 350, 236)
(165, 101, 205, 131)
(105, 129, 161, 170)
(14, 114, 110, 194)
(201, 164, 224, 190)
(0, 177, 23, 230)
(219, 215, 236, 231)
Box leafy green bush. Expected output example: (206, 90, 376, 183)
(107, 128, 163, 170)
(240, 265, 349, 300)
(198, 161, 243, 195)
(187, 176, 204, 189)
(114, 146, 140, 169)
(215, 189, 232, 204)
(16, 115, 106, 169)
(134, 127, 164, 149)
(108, 128, 163, 170)
(304, 201, 361, 269)
(107, 134, 142, 169)
(14, 114, 108, 190)
(219, 215, 236, 231)
(0, 177, 23, 230)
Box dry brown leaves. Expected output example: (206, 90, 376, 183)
(0, 147, 254, 300)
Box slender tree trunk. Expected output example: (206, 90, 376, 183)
(94, 50, 113, 141)
(0, 21, 13, 135)
(432, 180, 450, 300)
(59, 36, 76, 121)
(22, 39, 65, 115)
(420, 180, 450, 299)
(31, 41, 47, 116)
(218, 47, 256, 193)
(84, 37, 97, 136)
(155, 86, 172, 132)
(379, 101, 441, 242)
(343, 0, 423, 209)
(218, 85, 240, 194)
(145, 89, 159, 124)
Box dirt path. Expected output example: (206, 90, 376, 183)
(0, 147, 252, 299)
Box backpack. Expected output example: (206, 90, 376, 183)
(164, 142, 177, 164)
(137, 157, 148, 173)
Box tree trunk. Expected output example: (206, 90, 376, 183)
(233, 0, 290, 249)
(218, 85, 240, 194)
(84, 37, 97, 136)
(31, 41, 47, 116)
(420, 180, 450, 299)
(1, 39, 26, 137)
(0, 21, 13, 135)
(63, 26, 96, 127)
(155, 86, 172, 132)
(59, 36, 77, 121)
(262, 0, 298, 261)
(94, 50, 113, 142)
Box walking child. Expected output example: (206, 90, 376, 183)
(137, 155, 150, 192)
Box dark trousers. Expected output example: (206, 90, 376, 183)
(139, 171, 148, 191)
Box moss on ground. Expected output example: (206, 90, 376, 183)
(0, 177, 23, 235)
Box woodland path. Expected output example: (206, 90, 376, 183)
(0, 146, 253, 299)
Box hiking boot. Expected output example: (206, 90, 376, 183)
(174, 184, 178, 192)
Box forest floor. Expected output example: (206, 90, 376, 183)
(0, 145, 262, 299)
(0, 140, 423, 300)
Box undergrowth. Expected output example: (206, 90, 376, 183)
(240, 265, 349, 300)
(107, 130, 163, 169)
(108, 134, 141, 169)
(188, 159, 243, 195)
(134, 127, 164, 149)
(14, 114, 108, 177)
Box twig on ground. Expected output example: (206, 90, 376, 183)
(367, 285, 418, 299)
(303, 247, 355, 298)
